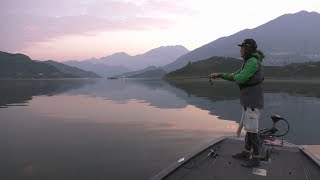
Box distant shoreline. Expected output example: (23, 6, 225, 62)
(1, 77, 320, 84)
(264, 78, 320, 83)
(0, 78, 101, 81)
(164, 78, 320, 84)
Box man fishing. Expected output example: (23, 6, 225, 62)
(210, 38, 265, 167)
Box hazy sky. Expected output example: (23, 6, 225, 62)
(1, 0, 320, 61)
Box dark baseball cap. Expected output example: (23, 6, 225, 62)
(238, 39, 257, 49)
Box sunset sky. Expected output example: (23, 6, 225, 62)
(1, 0, 320, 61)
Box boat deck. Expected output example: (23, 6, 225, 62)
(154, 137, 320, 180)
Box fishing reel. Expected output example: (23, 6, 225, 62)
(207, 75, 217, 85)
(208, 76, 213, 85)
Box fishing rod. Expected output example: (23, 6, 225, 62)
(168, 75, 216, 85)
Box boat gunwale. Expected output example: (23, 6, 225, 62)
(150, 136, 226, 180)
(299, 146, 320, 167)
(281, 141, 320, 167)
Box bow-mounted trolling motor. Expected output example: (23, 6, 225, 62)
(259, 115, 290, 139)
(258, 115, 290, 162)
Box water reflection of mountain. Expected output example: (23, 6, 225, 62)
(165, 80, 320, 118)
(0, 80, 94, 108)
(1, 79, 319, 144)
(64, 79, 320, 121)
(166, 80, 320, 100)
(66, 79, 189, 109)
(165, 80, 320, 144)
(110, 79, 320, 144)
(264, 81, 320, 97)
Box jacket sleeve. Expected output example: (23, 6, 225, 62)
(218, 69, 241, 81)
(233, 58, 259, 85)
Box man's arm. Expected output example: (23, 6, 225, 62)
(218, 68, 242, 81)
(233, 58, 259, 85)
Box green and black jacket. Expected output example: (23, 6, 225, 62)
(218, 51, 264, 109)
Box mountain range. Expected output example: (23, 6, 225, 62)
(0, 51, 100, 78)
(2, 11, 320, 79)
(86, 10, 320, 79)
(64, 45, 189, 77)
(63, 60, 128, 78)
(164, 56, 320, 79)
(43, 60, 100, 78)
(162, 11, 320, 72)
(112, 66, 159, 78)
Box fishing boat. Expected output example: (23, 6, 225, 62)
(151, 115, 320, 179)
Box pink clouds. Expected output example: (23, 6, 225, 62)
(143, 0, 197, 15)
(0, 0, 196, 53)
(85, 0, 196, 18)
(0, 14, 173, 51)
(86, 1, 142, 18)
(1, 0, 84, 16)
